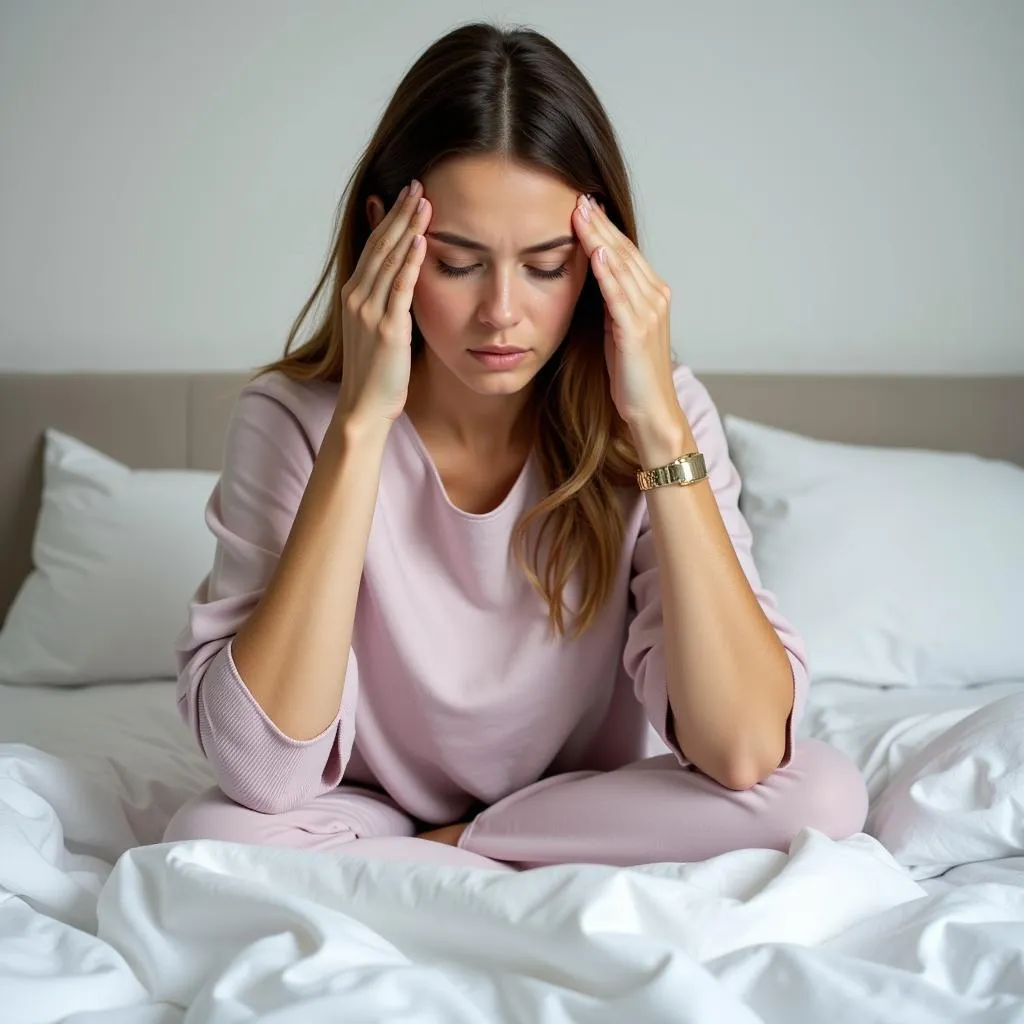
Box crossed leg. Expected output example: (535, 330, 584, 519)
(163, 738, 867, 871)
(456, 738, 868, 869)
(163, 782, 513, 871)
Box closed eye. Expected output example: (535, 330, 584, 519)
(436, 260, 570, 281)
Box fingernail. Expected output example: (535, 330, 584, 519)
(410, 179, 422, 196)
(398, 185, 409, 201)
(579, 199, 590, 222)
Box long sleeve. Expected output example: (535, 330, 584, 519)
(622, 364, 811, 772)
(174, 381, 357, 813)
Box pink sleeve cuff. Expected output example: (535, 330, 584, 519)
(192, 639, 346, 813)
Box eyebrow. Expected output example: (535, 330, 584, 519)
(425, 231, 577, 255)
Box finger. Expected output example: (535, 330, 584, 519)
(574, 199, 649, 316)
(353, 185, 420, 298)
(349, 184, 423, 302)
(604, 242, 649, 318)
(381, 230, 427, 328)
(367, 196, 432, 312)
(352, 183, 411, 286)
(591, 243, 641, 327)
(586, 220, 647, 319)
(578, 196, 663, 296)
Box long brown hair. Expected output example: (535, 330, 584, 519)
(252, 22, 647, 641)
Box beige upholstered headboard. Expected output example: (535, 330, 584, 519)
(1, 370, 1022, 628)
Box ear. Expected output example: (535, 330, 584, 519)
(366, 194, 385, 230)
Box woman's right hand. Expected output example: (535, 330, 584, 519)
(335, 179, 432, 430)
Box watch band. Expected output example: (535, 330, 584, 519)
(636, 452, 707, 491)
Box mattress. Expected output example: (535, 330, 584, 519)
(2, 677, 1024, 1023)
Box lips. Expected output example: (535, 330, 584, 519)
(470, 347, 527, 354)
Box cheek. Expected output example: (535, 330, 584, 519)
(411, 277, 461, 335)
(546, 276, 589, 333)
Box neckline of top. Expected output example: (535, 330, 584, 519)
(394, 409, 536, 521)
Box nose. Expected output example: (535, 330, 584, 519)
(478, 265, 522, 330)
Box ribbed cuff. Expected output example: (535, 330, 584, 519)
(195, 639, 344, 813)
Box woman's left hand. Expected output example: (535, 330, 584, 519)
(572, 194, 683, 432)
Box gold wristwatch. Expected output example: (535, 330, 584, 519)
(636, 452, 708, 491)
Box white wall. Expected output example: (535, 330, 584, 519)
(1, 0, 1021, 374)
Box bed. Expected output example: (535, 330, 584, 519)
(1, 369, 1023, 1023)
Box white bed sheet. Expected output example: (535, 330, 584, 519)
(2, 677, 1024, 1023)
(0, 679, 214, 849)
(801, 679, 1024, 800)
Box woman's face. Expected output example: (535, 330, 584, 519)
(411, 154, 591, 397)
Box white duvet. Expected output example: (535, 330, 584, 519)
(3, 679, 1024, 1023)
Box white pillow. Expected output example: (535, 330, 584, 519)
(722, 415, 1023, 688)
(0, 429, 218, 685)
(868, 691, 1024, 879)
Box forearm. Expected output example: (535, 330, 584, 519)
(633, 415, 794, 789)
(231, 413, 388, 740)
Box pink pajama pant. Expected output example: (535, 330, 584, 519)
(162, 738, 868, 872)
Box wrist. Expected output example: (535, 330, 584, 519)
(315, 415, 390, 485)
(631, 415, 696, 468)
(328, 409, 392, 452)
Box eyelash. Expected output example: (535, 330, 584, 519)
(435, 260, 570, 281)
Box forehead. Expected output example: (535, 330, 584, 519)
(422, 155, 578, 241)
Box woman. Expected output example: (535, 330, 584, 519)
(164, 22, 867, 872)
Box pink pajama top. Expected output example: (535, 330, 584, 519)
(174, 362, 810, 820)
